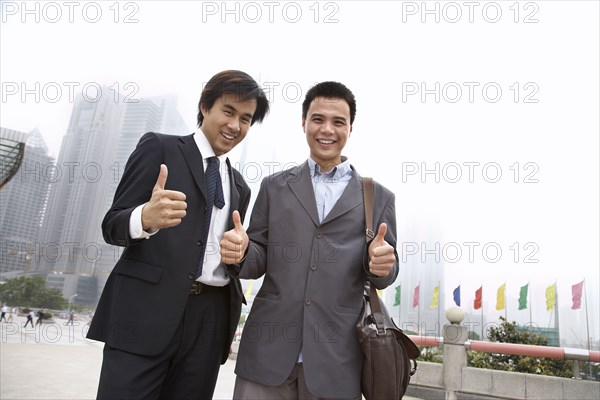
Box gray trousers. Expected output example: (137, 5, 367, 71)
(233, 363, 361, 400)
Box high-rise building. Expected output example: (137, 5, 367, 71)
(0, 128, 53, 279)
(38, 90, 123, 276)
(34, 93, 187, 306)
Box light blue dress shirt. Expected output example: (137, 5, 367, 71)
(308, 156, 353, 223)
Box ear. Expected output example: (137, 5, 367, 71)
(200, 103, 209, 118)
(349, 125, 353, 136)
(302, 118, 306, 131)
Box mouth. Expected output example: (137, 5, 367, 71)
(221, 131, 237, 141)
(317, 139, 335, 145)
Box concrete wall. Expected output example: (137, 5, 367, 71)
(409, 362, 600, 400)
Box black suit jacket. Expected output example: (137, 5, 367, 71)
(87, 132, 249, 363)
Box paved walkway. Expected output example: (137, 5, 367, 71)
(1, 315, 236, 399)
(1, 315, 419, 399)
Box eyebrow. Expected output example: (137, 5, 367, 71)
(310, 112, 347, 123)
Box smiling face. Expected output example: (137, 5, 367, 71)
(302, 96, 352, 171)
(200, 93, 257, 156)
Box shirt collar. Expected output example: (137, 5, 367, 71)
(194, 128, 228, 163)
(308, 156, 351, 179)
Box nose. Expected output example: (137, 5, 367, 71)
(321, 121, 335, 134)
(227, 118, 240, 133)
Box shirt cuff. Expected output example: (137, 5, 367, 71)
(129, 204, 159, 239)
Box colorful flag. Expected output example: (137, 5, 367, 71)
(518, 283, 529, 310)
(545, 283, 556, 311)
(474, 286, 482, 310)
(393, 285, 401, 306)
(572, 280, 584, 310)
(243, 281, 253, 298)
(453, 285, 461, 306)
(430, 286, 439, 308)
(412, 284, 420, 308)
(496, 283, 506, 310)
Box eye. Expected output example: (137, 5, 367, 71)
(223, 109, 233, 116)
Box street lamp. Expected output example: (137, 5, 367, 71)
(68, 293, 78, 310)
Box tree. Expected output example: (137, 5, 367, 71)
(468, 317, 572, 378)
(0, 276, 68, 310)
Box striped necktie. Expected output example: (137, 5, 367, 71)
(196, 156, 225, 277)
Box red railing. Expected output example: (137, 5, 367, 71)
(406, 335, 600, 362)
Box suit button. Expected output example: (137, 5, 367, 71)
(305, 298, 311, 306)
(310, 264, 317, 271)
(197, 240, 203, 246)
(188, 273, 195, 280)
(316, 231, 323, 239)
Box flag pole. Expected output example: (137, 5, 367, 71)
(583, 279, 592, 377)
(480, 285, 484, 340)
(554, 281, 559, 332)
(399, 284, 401, 326)
(417, 281, 421, 334)
(584, 280, 590, 351)
(528, 281, 532, 326)
(437, 281, 441, 338)
(504, 282, 507, 321)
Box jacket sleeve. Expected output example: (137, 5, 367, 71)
(101, 132, 163, 247)
(229, 177, 270, 280)
(364, 188, 399, 289)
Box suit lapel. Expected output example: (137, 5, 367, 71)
(226, 158, 240, 227)
(288, 162, 320, 227)
(178, 134, 207, 201)
(321, 170, 362, 225)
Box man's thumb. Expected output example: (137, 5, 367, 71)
(375, 223, 387, 242)
(232, 210, 243, 231)
(154, 164, 168, 191)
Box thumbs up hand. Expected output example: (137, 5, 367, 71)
(368, 223, 395, 277)
(220, 210, 249, 264)
(141, 164, 187, 230)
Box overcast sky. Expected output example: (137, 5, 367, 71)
(1, 0, 598, 346)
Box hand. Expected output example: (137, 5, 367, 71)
(368, 223, 395, 277)
(141, 164, 187, 230)
(220, 210, 249, 264)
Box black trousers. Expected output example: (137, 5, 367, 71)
(96, 284, 230, 400)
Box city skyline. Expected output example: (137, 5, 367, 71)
(1, 1, 598, 347)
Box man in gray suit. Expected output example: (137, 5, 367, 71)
(220, 81, 399, 399)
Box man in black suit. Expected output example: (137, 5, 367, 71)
(87, 70, 269, 399)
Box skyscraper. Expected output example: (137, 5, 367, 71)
(0, 128, 53, 279)
(38, 90, 123, 276)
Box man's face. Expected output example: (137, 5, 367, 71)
(200, 93, 257, 156)
(302, 96, 352, 170)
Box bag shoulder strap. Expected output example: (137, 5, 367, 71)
(363, 177, 375, 242)
(362, 177, 383, 317)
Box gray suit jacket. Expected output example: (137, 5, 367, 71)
(231, 162, 398, 398)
